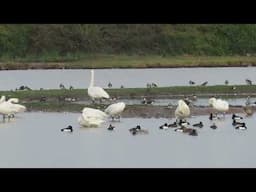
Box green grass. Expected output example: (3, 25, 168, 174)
(1, 55, 256, 69)
(1, 85, 256, 102)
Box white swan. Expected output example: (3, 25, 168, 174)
(0, 96, 6, 104)
(208, 97, 229, 117)
(0, 98, 26, 120)
(175, 100, 190, 121)
(104, 102, 126, 121)
(88, 70, 110, 102)
(78, 107, 108, 127)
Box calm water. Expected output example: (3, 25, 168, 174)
(0, 112, 255, 168)
(0, 67, 256, 90)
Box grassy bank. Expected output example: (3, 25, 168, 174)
(1, 85, 256, 102)
(1, 55, 256, 70)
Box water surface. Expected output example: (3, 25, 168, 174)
(0, 67, 255, 90)
(0, 112, 255, 168)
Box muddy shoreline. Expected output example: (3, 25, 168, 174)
(25, 105, 254, 118)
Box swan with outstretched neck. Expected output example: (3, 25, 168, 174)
(88, 70, 110, 103)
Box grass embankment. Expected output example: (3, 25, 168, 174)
(1, 85, 252, 113)
(0, 85, 255, 101)
(0, 85, 256, 112)
(1, 55, 256, 70)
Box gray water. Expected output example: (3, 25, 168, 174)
(0, 112, 255, 168)
(0, 67, 255, 90)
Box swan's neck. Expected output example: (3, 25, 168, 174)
(0, 96, 6, 103)
(89, 70, 94, 87)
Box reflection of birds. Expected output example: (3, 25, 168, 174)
(61, 125, 73, 132)
(104, 102, 126, 121)
(78, 107, 107, 127)
(243, 106, 254, 116)
(175, 100, 190, 121)
(88, 70, 110, 102)
(210, 123, 217, 129)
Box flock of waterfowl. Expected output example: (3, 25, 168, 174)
(0, 69, 254, 137)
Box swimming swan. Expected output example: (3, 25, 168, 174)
(88, 70, 110, 102)
(104, 102, 126, 121)
(78, 107, 108, 127)
(175, 100, 190, 121)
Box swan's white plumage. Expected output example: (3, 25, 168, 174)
(87, 70, 110, 99)
(79, 107, 107, 127)
(7, 98, 19, 104)
(0, 96, 26, 116)
(104, 102, 126, 116)
(0, 96, 6, 104)
(209, 97, 229, 112)
(175, 100, 190, 119)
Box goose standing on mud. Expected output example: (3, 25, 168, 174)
(78, 107, 108, 127)
(88, 70, 110, 103)
(175, 100, 191, 122)
(208, 97, 229, 118)
(104, 102, 126, 121)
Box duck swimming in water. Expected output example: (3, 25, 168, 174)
(159, 123, 169, 130)
(235, 124, 247, 130)
(61, 125, 73, 132)
(107, 124, 115, 130)
(193, 121, 203, 128)
(232, 114, 243, 120)
(168, 122, 178, 128)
